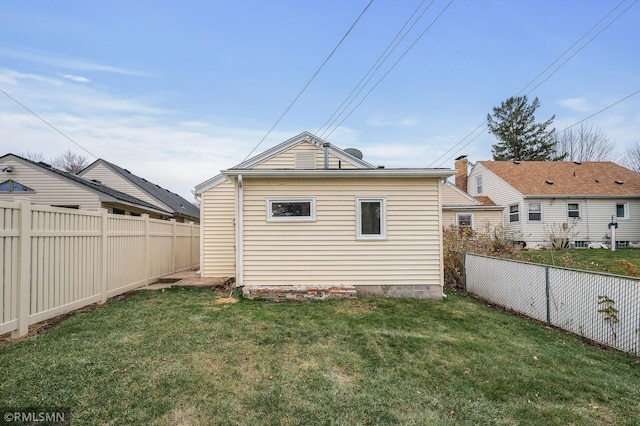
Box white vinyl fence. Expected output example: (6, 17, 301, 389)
(464, 253, 640, 356)
(1, 200, 199, 338)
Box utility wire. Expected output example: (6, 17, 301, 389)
(323, 0, 455, 141)
(242, 0, 375, 161)
(557, 89, 640, 134)
(0, 87, 98, 159)
(431, 0, 638, 168)
(316, 0, 435, 138)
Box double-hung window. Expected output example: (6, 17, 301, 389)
(268, 198, 316, 221)
(357, 198, 386, 239)
(476, 176, 483, 195)
(528, 202, 542, 222)
(616, 202, 629, 220)
(509, 204, 520, 223)
(456, 213, 473, 228)
(567, 202, 581, 219)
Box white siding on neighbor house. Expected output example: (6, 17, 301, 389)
(240, 177, 443, 287)
(0, 159, 101, 209)
(468, 163, 524, 234)
(252, 141, 361, 170)
(200, 178, 236, 277)
(80, 163, 169, 210)
(519, 197, 640, 245)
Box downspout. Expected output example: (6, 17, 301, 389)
(238, 174, 244, 286)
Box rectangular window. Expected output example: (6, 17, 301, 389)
(616, 202, 629, 220)
(456, 213, 473, 228)
(476, 176, 483, 195)
(509, 204, 519, 223)
(567, 203, 581, 219)
(112, 208, 126, 215)
(357, 198, 386, 239)
(268, 198, 315, 221)
(528, 202, 542, 222)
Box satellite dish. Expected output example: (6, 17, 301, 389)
(344, 148, 363, 160)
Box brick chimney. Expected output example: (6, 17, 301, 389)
(454, 155, 468, 193)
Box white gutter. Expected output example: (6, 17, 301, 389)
(223, 168, 455, 179)
(237, 174, 244, 286)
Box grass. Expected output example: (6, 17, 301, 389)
(1, 288, 639, 425)
(515, 248, 640, 276)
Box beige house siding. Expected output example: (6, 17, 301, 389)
(0, 158, 101, 209)
(81, 163, 168, 209)
(200, 178, 236, 277)
(252, 141, 361, 170)
(442, 209, 503, 230)
(442, 183, 473, 204)
(240, 177, 443, 288)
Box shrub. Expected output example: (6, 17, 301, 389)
(544, 222, 578, 250)
(443, 224, 519, 290)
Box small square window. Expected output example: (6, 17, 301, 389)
(528, 202, 542, 222)
(567, 203, 581, 219)
(509, 204, 519, 223)
(616, 203, 629, 220)
(268, 198, 316, 221)
(457, 213, 473, 228)
(357, 198, 385, 239)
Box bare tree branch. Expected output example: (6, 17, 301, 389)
(51, 149, 89, 174)
(555, 123, 616, 162)
(621, 141, 640, 172)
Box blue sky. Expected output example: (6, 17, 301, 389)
(1, 0, 638, 200)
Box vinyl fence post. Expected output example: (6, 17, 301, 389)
(100, 209, 108, 304)
(13, 200, 32, 338)
(143, 215, 150, 285)
(545, 265, 551, 325)
(462, 251, 467, 293)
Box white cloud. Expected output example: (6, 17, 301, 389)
(61, 74, 91, 83)
(556, 97, 593, 113)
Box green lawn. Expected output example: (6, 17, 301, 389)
(1, 288, 639, 425)
(516, 247, 640, 276)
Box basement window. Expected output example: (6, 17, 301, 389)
(268, 198, 315, 221)
(357, 198, 386, 239)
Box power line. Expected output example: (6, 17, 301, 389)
(323, 0, 456, 141)
(0, 87, 98, 159)
(316, 0, 436, 138)
(558, 89, 640, 134)
(432, 0, 638, 167)
(242, 0, 375, 161)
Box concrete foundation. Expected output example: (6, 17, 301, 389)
(354, 284, 443, 300)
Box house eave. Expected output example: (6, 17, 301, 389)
(523, 194, 640, 199)
(222, 168, 456, 179)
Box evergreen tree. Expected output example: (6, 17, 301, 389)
(487, 95, 562, 161)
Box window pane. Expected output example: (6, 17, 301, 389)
(528, 203, 541, 221)
(0, 180, 10, 192)
(616, 204, 626, 218)
(509, 204, 519, 223)
(272, 202, 311, 217)
(361, 201, 381, 235)
(11, 181, 33, 192)
(457, 214, 472, 227)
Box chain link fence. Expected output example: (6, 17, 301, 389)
(463, 252, 640, 356)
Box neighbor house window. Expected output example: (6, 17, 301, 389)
(476, 176, 483, 195)
(268, 198, 315, 221)
(616, 202, 629, 220)
(456, 213, 473, 228)
(0, 180, 34, 193)
(112, 208, 125, 215)
(567, 202, 581, 219)
(509, 204, 520, 223)
(357, 198, 386, 239)
(528, 202, 542, 222)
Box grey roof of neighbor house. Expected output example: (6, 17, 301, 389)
(81, 159, 200, 221)
(1, 154, 172, 215)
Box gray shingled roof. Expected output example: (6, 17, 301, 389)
(81, 159, 200, 221)
(1, 154, 172, 214)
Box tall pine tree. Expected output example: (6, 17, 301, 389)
(487, 95, 562, 161)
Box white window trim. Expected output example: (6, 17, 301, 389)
(476, 176, 483, 195)
(267, 198, 316, 222)
(616, 202, 629, 220)
(357, 197, 386, 240)
(508, 204, 520, 224)
(456, 213, 474, 228)
(567, 202, 581, 220)
(527, 202, 543, 223)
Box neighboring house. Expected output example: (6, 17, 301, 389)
(467, 160, 640, 247)
(0, 153, 171, 218)
(441, 156, 503, 231)
(194, 131, 455, 299)
(79, 159, 200, 223)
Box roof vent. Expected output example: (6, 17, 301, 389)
(91, 179, 102, 184)
(545, 180, 554, 185)
(344, 148, 363, 160)
(124, 169, 131, 173)
(38, 161, 52, 168)
(377, 165, 385, 169)
(595, 179, 600, 183)
(615, 180, 624, 185)
(513, 160, 520, 165)
(574, 161, 582, 165)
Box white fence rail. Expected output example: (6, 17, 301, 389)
(0, 200, 199, 338)
(464, 253, 640, 356)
